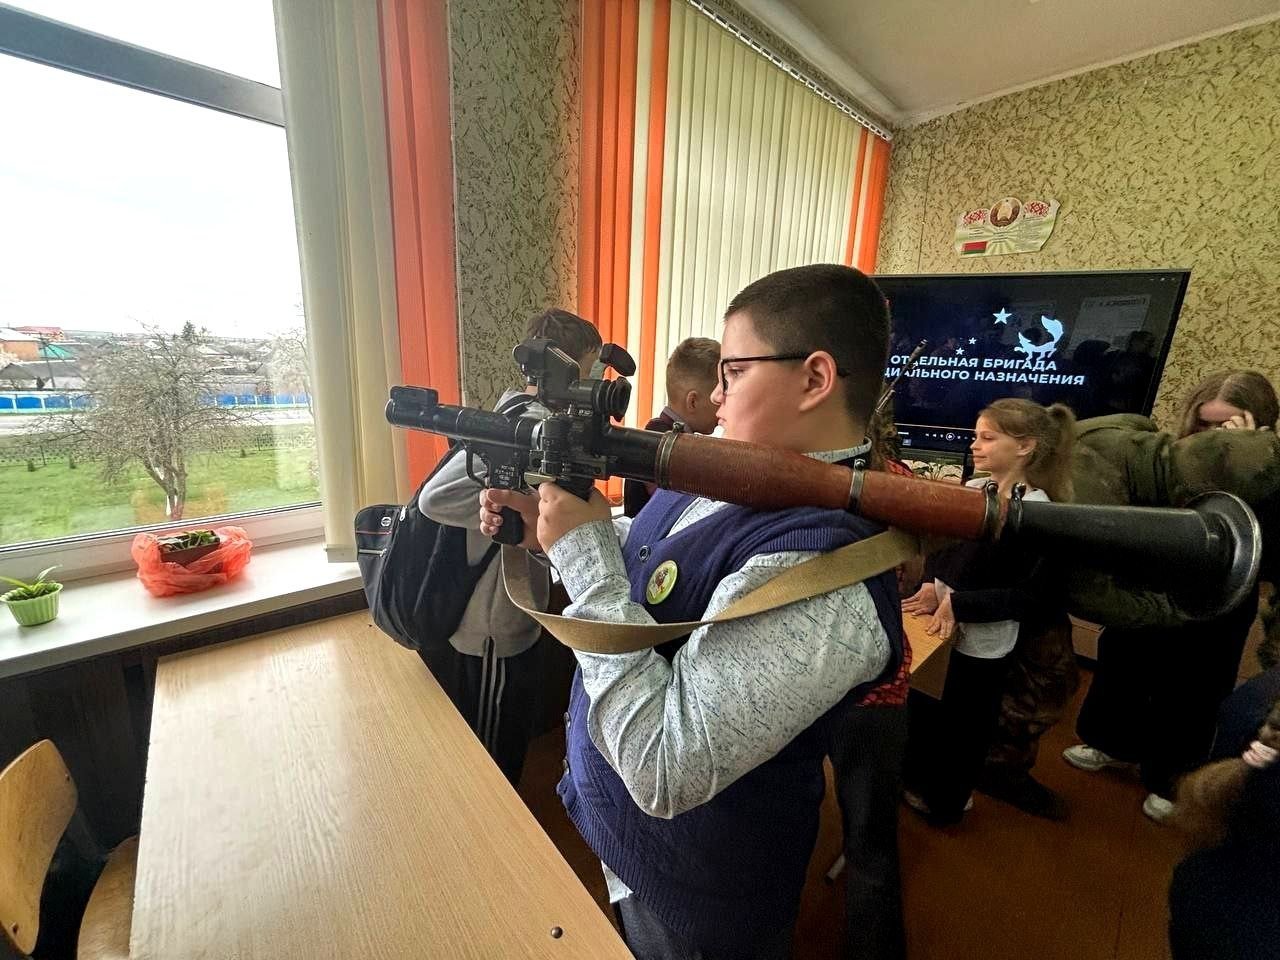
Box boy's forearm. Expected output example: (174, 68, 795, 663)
(553, 539, 890, 819)
(418, 452, 485, 529)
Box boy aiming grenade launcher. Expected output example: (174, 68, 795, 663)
(386, 339, 1260, 619)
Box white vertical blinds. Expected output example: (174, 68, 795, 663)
(644, 1, 866, 418)
(625, 0, 657, 427)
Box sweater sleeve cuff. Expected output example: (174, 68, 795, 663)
(547, 519, 628, 601)
(948, 594, 978, 623)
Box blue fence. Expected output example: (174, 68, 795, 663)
(0, 391, 312, 413)
(210, 393, 311, 407)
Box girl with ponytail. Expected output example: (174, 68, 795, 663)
(1168, 670, 1280, 959)
(901, 399, 1076, 823)
(983, 399, 1076, 501)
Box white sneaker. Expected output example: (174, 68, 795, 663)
(1142, 793, 1176, 824)
(1062, 743, 1130, 772)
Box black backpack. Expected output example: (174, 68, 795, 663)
(355, 394, 531, 651)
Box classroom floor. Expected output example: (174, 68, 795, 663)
(518, 667, 1187, 960)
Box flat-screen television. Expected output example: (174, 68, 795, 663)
(875, 269, 1190, 454)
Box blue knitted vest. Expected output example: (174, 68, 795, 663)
(557, 488, 903, 952)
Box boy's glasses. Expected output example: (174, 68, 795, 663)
(718, 352, 850, 395)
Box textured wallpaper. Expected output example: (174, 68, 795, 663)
(450, 0, 580, 408)
(878, 20, 1280, 426)
(446, 0, 889, 409)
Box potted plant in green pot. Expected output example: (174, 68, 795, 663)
(1, 566, 64, 627)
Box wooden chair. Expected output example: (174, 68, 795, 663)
(0, 740, 137, 959)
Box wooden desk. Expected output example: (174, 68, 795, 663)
(905, 612, 951, 698)
(131, 612, 633, 960)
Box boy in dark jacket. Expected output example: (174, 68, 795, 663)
(623, 336, 720, 518)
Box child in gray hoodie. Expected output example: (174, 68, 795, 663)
(418, 308, 601, 784)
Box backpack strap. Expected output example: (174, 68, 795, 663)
(502, 528, 920, 654)
(496, 391, 535, 417)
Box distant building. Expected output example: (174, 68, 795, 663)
(0, 328, 41, 361)
(12, 325, 66, 341)
(38, 340, 78, 360)
(0, 358, 87, 390)
(61, 328, 120, 344)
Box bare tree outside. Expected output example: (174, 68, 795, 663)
(37, 323, 252, 520)
(263, 326, 312, 416)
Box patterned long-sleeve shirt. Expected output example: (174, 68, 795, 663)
(545, 446, 890, 821)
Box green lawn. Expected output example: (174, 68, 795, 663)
(0, 428, 320, 546)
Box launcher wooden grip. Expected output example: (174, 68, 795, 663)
(856, 470, 995, 540)
(661, 433, 997, 540)
(664, 434, 853, 509)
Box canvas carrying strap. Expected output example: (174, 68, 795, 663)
(502, 528, 920, 654)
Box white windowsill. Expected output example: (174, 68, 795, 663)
(0, 537, 361, 681)
(1, 504, 326, 584)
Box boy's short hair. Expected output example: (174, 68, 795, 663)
(725, 264, 890, 420)
(525, 308, 602, 362)
(666, 337, 721, 399)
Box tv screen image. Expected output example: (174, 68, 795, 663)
(875, 270, 1190, 454)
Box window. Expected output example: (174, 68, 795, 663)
(0, 4, 319, 573)
(6, 0, 281, 85)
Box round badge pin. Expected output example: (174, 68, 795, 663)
(645, 560, 678, 604)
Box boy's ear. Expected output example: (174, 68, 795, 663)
(796, 351, 841, 413)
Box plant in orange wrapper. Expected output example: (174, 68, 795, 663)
(131, 526, 253, 597)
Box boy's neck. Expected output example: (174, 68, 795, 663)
(668, 398, 704, 431)
(792, 416, 867, 455)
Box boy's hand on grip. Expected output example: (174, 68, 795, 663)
(536, 483, 611, 553)
(479, 488, 542, 550)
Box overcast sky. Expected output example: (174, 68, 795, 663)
(0, 2, 304, 339)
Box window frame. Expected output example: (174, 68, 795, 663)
(0, 4, 284, 124)
(0, 4, 324, 582)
